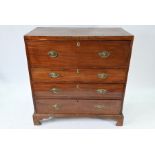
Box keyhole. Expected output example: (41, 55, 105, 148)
(76, 84, 79, 89)
(76, 68, 80, 74)
(77, 41, 80, 47)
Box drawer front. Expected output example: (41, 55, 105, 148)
(36, 99, 122, 115)
(27, 41, 77, 68)
(33, 83, 124, 99)
(77, 41, 131, 68)
(31, 68, 127, 83)
(27, 41, 131, 68)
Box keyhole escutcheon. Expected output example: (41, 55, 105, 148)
(77, 41, 80, 47)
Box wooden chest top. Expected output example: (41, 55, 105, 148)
(24, 27, 133, 41)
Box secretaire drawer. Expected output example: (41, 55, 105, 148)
(36, 99, 122, 115)
(33, 83, 124, 99)
(27, 41, 131, 68)
(31, 68, 127, 83)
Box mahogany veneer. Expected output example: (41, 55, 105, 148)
(33, 83, 124, 99)
(24, 27, 134, 126)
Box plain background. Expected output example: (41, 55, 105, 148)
(0, 25, 155, 128)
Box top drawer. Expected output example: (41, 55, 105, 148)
(27, 41, 131, 68)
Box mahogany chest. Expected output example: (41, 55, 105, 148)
(24, 27, 134, 126)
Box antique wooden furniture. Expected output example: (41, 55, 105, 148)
(24, 27, 134, 126)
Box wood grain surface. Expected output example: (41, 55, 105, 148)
(33, 83, 125, 99)
(31, 68, 127, 83)
(27, 40, 130, 68)
(35, 99, 122, 115)
(24, 27, 133, 41)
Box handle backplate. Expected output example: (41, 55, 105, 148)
(96, 89, 107, 94)
(51, 104, 61, 110)
(98, 51, 110, 58)
(48, 50, 58, 58)
(49, 72, 60, 78)
(97, 73, 108, 79)
(94, 104, 105, 109)
(50, 88, 61, 94)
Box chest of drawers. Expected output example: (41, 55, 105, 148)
(24, 27, 134, 126)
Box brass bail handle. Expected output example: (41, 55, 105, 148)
(49, 72, 60, 78)
(52, 104, 61, 110)
(97, 73, 109, 79)
(98, 51, 110, 58)
(50, 88, 61, 94)
(48, 50, 58, 58)
(96, 89, 107, 94)
(94, 104, 105, 109)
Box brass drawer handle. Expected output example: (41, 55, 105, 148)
(49, 72, 60, 78)
(52, 104, 61, 110)
(48, 50, 58, 58)
(97, 73, 108, 79)
(94, 104, 105, 109)
(50, 88, 61, 94)
(98, 51, 110, 58)
(96, 89, 107, 94)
